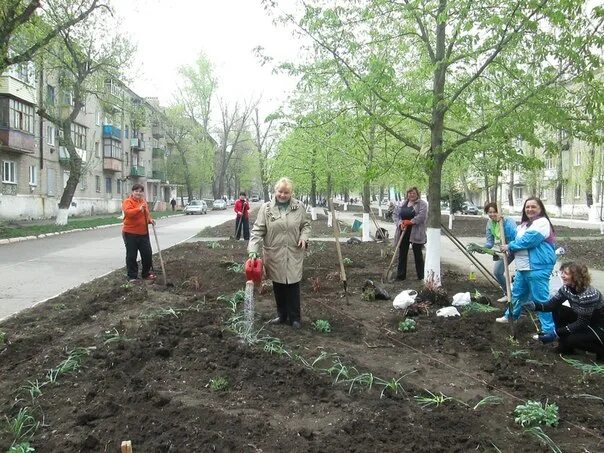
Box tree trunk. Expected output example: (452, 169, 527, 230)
(508, 168, 515, 208)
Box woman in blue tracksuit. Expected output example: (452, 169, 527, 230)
(483, 202, 517, 302)
(498, 197, 556, 334)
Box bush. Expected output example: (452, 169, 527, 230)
(514, 400, 559, 427)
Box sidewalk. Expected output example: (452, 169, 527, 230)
(332, 209, 604, 290)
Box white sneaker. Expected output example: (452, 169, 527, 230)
(497, 296, 508, 303)
(495, 316, 509, 324)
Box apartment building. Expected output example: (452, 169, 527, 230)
(0, 65, 176, 220)
(464, 137, 604, 221)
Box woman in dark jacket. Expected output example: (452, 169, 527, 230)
(527, 262, 604, 362)
(394, 187, 428, 281)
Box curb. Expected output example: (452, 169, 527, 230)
(0, 223, 122, 246)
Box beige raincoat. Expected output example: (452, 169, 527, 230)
(248, 198, 311, 284)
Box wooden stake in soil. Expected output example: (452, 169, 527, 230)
(330, 203, 350, 304)
(120, 440, 133, 453)
(499, 217, 516, 338)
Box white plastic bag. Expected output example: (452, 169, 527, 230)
(436, 306, 461, 317)
(392, 289, 418, 310)
(452, 292, 471, 306)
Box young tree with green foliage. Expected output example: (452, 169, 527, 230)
(267, 0, 603, 283)
(36, 3, 132, 225)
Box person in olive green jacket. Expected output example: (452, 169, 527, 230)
(248, 177, 311, 329)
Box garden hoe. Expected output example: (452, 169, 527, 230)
(382, 225, 405, 283)
(499, 218, 516, 338)
(330, 203, 350, 304)
(145, 207, 170, 286)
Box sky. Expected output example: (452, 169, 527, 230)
(111, 0, 301, 112)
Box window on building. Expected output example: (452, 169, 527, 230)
(96, 111, 102, 126)
(103, 138, 122, 159)
(514, 187, 523, 201)
(10, 62, 33, 85)
(47, 168, 56, 196)
(116, 179, 121, 194)
(94, 141, 100, 158)
(46, 85, 56, 106)
(47, 124, 56, 146)
(574, 184, 582, 199)
(125, 126, 129, 139)
(9, 99, 34, 133)
(105, 177, 112, 193)
(80, 174, 87, 191)
(544, 157, 554, 170)
(63, 170, 70, 188)
(28, 165, 37, 186)
(95, 175, 101, 192)
(574, 149, 582, 166)
(2, 160, 16, 183)
(70, 123, 87, 149)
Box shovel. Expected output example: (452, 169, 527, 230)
(151, 222, 168, 286)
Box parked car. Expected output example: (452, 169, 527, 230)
(183, 200, 207, 215)
(250, 195, 260, 202)
(213, 199, 227, 210)
(461, 202, 479, 215)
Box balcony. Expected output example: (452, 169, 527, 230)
(152, 170, 166, 181)
(130, 165, 145, 177)
(152, 123, 164, 139)
(102, 125, 121, 140)
(0, 127, 35, 154)
(103, 157, 121, 172)
(58, 146, 87, 165)
(130, 137, 146, 151)
(152, 147, 165, 159)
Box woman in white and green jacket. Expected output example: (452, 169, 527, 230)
(248, 177, 311, 329)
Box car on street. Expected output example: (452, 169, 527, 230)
(183, 200, 207, 215)
(213, 199, 227, 210)
(250, 195, 260, 202)
(461, 201, 479, 215)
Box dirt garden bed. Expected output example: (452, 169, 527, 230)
(1, 215, 603, 452)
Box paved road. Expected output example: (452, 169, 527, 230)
(0, 210, 236, 321)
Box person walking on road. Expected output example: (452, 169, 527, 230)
(122, 183, 156, 283)
(248, 177, 311, 328)
(170, 198, 177, 211)
(234, 191, 250, 240)
(498, 197, 556, 334)
(394, 187, 428, 281)
(525, 262, 604, 362)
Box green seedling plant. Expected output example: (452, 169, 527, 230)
(325, 358, 356, 384)
(46, 347, 92, 382)
(7, 442, 35, 453)
(52, 303, 67, 310)
(21, 380, 44, 403)
(4, 407, 39, 446)
(312, 319, 331, 333)
(208, 241, 223, 249)
(139, 307, 179, 320)
(398, 318, 416, 332)
(102, 328, 131, 345)
(511, 349, 530, 358)
(342, 372, 375, 394)
(227, 262, 244, 273)
(375, 376, 406, 399)
(0, 330, 6, 345)
(524, 427, 562, 453)
(415, 390, 452, 409)
(361, 288, 376, 301)
(464, 302, 498, 313)
(562, 356, 604, 376)
(342, 257, 353, 266)
(263, 338, 289, 356)
(209, 377, 229, 391)
(491, 348, 503, 360)
(514, 400, 559, 427)
(473, 395, 503, 410)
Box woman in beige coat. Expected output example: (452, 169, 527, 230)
(248, 177, 311, 328)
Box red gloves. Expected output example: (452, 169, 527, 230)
(401, 219, 413, 229)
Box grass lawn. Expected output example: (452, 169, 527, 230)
(0, 211, 182, 240)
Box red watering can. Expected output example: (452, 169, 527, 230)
(245, 258, 263, 283)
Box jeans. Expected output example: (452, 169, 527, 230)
(235, 216, 250, 240)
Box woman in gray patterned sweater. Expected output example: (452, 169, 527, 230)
(528, 262, 604, 362)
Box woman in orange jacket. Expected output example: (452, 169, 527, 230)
(122, 183, 156, 282)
